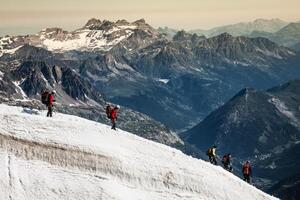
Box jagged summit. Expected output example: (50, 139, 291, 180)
(0, 18, 159, 54)
(84, 18, 102, 29)
(83, 18, 149, 30)
(173, 30, 192, 41)
(133, 18, 146, 24)
(115, 19, 130, 26)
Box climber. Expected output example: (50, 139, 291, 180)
(206, 145, 217, 165)
(242, 161, 252, 183)
(46, 91, 56, 117)
(222, 154, 233, 172)
(110, 105, 120, 130)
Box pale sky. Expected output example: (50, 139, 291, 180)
(0, 0, 299, 36)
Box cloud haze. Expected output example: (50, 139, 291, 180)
(0, 0, 299, 36)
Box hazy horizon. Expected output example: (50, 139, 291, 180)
(0, 0, 300, 36)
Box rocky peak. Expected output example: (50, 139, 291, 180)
(227, 87, 258, 104)
(173, 31, 205, 45)
(84, 18, 102, 29)
(40, 28, 67, 34)
(214, 32, 235, 41)
(132, 19, 155, 31)
(99, 20, 115, 31)
(235, 87, 256, 97)
(115, 19, 130, 26)
(133, 18, 146, 25)
(173, 30, 192, 41)
(191, 33, 205, 43)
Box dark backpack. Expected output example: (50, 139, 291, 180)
(222, 155, 228, 164)
(41, 91, 49, 105)
(206, 148, 212, 156)
(106, 105, 112, 119)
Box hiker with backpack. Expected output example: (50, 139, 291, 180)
(47, 91, 55, 117)
(222, 154, 233, 172)
(242, 161, 252, 183)
(110, 105, 120, 130)
(41, 89, 56, 117)
(206, 145, 217, 165)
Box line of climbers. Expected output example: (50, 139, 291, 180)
(41, 89, 121, 130)
(41, 89, 252, 183)
(206, 145, 252, 184)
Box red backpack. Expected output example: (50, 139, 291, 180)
(243, 163, 251, 175)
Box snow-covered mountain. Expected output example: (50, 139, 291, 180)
(0, 18, 158, 56)
(0, 104, 278, 200)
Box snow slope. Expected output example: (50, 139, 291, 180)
(0, 104, 277, 200)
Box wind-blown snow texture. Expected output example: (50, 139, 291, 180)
(0, 104, 277, 200)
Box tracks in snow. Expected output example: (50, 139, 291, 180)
(0, 132, 124, 177)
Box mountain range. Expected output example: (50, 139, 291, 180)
(1, 18, 300, 131)
(2, 19, 299, 132)
(159, 19, 300, 50)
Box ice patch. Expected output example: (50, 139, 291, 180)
(255, 48, 283, 59)
(266, 161, 276, 169)
(12, 81, 28, 100)
(22, 107, 40, 115)
(156, 79, 169, 84)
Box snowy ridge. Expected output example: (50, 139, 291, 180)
(0, 104, 277, 200)
(41, 27, 135, 52)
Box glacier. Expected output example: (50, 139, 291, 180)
(0, 104, 277, 200)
